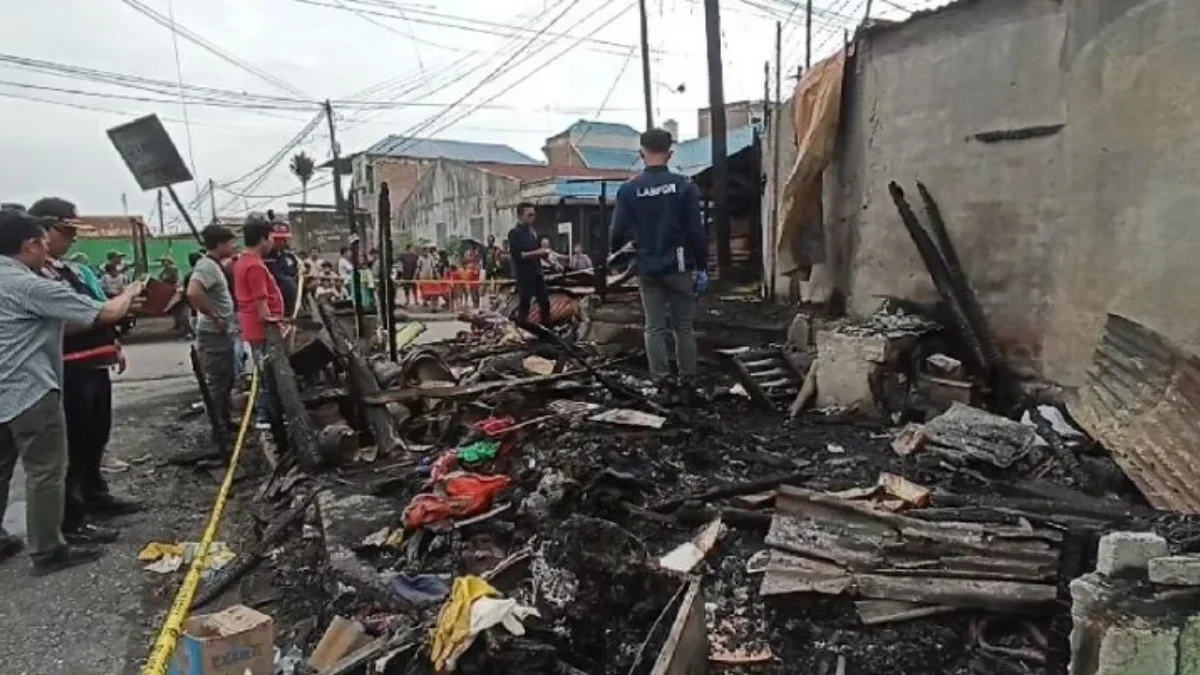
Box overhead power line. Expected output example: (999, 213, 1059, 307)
(294, 0, 666, 58)
(119, 0, 311, 99)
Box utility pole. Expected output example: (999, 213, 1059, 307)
(324, 99, 346, 211)
(156, 190, 164, 236)
(805, 0, 813, 68)
(770, 21, 783, 301)
(379, 183, 397, 361)
(638, 0, 654, 130)
(208, 178, 217, 224)
(326, 98, 364, 338)
(865, 0, 874, 23)
(704, 0, 731, 276)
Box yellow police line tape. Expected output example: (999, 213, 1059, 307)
(142, 271, 310, 675)
(141, 370, 260, 675)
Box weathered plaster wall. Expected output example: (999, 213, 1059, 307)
(396, 160, 519, 246)
(829, 0, 1068, 378)
(1047, 0, 1200, 385)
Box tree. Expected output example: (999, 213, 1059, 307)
(289, 151, 316, 225)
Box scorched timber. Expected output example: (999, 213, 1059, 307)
(316, 301, 402, 454)
(761, 486, 1060, 610)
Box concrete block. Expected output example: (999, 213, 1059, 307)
(1097, 532, 1168, 577)
(813, 330, 913, 415)
(787, 313, 813, 350)
(1094, 621, 1179, 675)
(1150, 556, 1200, 587)
(1179, 616, 1200, 675)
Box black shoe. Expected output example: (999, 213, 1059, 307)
(64, 523, 121, 545)
(0, 530, 23, 561)
(85, 493, 143, 516)
(31, 544, 103, 577)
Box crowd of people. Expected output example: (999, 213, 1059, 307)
(0, 126, 707, 578)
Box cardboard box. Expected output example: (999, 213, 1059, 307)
(169, 605, 275, 675)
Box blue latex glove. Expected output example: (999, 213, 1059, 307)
(694, 270, 710, 295)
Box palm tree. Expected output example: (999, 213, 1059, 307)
(289, 151, 316, 225)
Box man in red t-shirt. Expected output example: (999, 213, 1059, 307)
(233, 215, 287, 430)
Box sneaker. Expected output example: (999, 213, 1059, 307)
(85, 493, 143, 516)
(31, 544, 103, 577)
(64, 523, 121, 545)
(0, 529, 23, 561)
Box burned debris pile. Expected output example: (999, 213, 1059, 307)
(175, 282, 1200, 675)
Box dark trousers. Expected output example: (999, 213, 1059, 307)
(61, 368, 112, 531)
(515, 274, 551, 326)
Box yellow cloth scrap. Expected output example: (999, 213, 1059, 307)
(431, 576, 499, 671)
(138, 541, 236, 573)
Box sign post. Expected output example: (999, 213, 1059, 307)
(106, 114, 201, 245)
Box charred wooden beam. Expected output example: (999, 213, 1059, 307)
(317, 300, 402, 454)
(264, 326, 322, 470)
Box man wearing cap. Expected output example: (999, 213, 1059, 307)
(0, 209, 144, 575)
(28, 197, 143, 540)
(264, 223, 300, 316)
(610, 128, 710, 405)
(234, 215, 287, 447)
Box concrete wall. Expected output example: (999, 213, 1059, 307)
(1047, 0, 1200, 385)
(829, 0, 1068, 378)
(395, 159, 519, 247)
(827, 0, 1200, 385)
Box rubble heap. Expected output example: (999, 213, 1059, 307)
(176, 293, 1200, 675)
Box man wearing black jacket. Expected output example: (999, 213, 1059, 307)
(29, 198, 141, 545)
(609, 129, 710, 404)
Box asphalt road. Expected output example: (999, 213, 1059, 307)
(0, 322, 466, 674)
(0, 340, 201, 675)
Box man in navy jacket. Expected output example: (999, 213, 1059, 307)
(610, 128, 710, 402)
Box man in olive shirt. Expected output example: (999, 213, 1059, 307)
(0, 210, 144, 575)
(187, 225, 239, 446)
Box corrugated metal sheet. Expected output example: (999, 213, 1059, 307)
(365, 135, 538, 165)
(1070, 313, 1200, 513)
(633, 125, 758, 176)
(568, 120, 640, 138)
(577, 147, 640, 170)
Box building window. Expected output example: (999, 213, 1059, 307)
(365, 163, 375, 190)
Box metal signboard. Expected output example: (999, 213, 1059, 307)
(106, 114, 193, 191)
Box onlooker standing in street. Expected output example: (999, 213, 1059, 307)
(233, 217, 287, 444)
(569, 243, 594, 272)
(160, 256, 193, 339)
(397, 244, 419, 306)
(100, 261, 126, 298)
(263, 223, 300, 317)
(187, 225, 239, 447)
(30, 197, 141, 543)
(0, 209, 144, 575)
(507, 202, 552, 326)
(610, 128, 709, 404)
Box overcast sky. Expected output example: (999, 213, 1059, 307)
(0, 0, 924, 226)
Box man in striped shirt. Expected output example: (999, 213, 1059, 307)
(0, 210, 144, 576)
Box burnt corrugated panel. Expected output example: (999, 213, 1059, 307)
(1070, 314, 1200, 513)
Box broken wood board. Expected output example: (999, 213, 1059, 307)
(522, 355, 557, 376)
(590, 408, 667, 429)
(760, 487, 1060, 608)
(264, 326, 323, 469)
(736, 491, 777, 509)
(855, 599, 957, 626)
(366, 370, 584, 404)
(921, 402, 1039, 469)
(892, 423, 925, 456)
(659, 517, 723, 573)
(650, 578, 708, 675)
(309, 616, 371, 674)
(878, 473, 931, 508)
(760, 551, 1055, 610)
